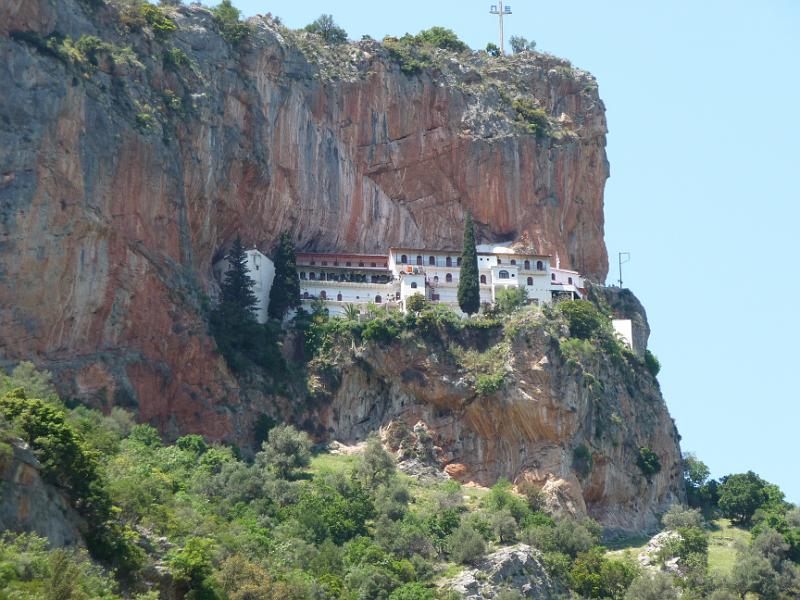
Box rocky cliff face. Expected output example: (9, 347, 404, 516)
(314, 311, 683, 533)
(0, 0, 609, 436)
(0, 438, 86, 547)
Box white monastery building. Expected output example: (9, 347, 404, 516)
(232, 243, 587, 319)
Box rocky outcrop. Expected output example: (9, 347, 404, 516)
(0, 438, 85, 546)
(317, 308, 684, 532)
(447, 544, 557, 599)
(0, 0, 609, 437)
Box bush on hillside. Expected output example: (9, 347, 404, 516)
(557, 300, 605, 340)
(304, 14, 348, 44)
(637, 447, 661, 478)
(256, 424, 311, 479)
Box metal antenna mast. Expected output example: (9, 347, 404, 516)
(618, 252, 631, 288)
(489, 1, 512, 54)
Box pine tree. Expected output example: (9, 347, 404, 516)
(268, 231, 301, 321)
(457, 212, 480, 315)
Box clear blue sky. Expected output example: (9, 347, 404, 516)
(232, 0, 799, 503)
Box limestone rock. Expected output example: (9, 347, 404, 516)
(0, 0, 609, 439)
(0, 438, 85, 547)
(317, 307, 684, 533)
(447, 544, 557, 599)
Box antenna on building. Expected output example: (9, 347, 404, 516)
(489, 1, 512, 54)
(618, 252, 631, 287)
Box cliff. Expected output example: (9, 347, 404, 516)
(0, 437, 86, 547)
(0, 0, 609, 436)
(310, 306, 684, 533)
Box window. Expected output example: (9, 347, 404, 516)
(511, 259, 517, 265)
(416, 255, 422, 265)
(333, 261, 339, 266)
(401, 255, 408, 264)
(359, 261, 364, 267)
(322, 261, 327, 266)
(375, 295, 382, 303)
(346, 261, 351, 266)
(310, 260, 316, 265)
(568, 277, 573, 285)
(371, 262, 377, 267)
(309, 272, 316, 280)
(396, 292, 401, 300)
(337, 293, 343, 301)
(457, 257, 462, 266)
(551, 273, 556, 281)
(536, 260, 544, 271)
(384, 263, 388, 268)
(480, 275, 486, 284)
(303, 291, 309, 299)
(498, 270, 510, 279)
(300, 272, 306, 279)
(446, 273, 453, 283)
(429, 256, 435, 265)
(411, 282, 418, 289)
(524, 260, 531, 270)
(497, 258, 502, 264)
(526, 277, 533, 286)
(320, 291, 327, 299)
(434, 275, 439, 283)
(446, 256, 452, 267)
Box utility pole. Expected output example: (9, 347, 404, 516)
(618, 252, 631, 288)
(489, 1, 512, 54)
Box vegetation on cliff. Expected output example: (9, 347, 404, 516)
(1, 361, 798, 598)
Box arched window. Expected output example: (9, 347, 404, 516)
(498, 270, 510, 279)
(416, 255, 423, 265)
(337, 293, 343, 301)
(551, 273, 556, 281)
(429, 256, 435, 265)
(527, 277, 533, 285)
(300, 271, 307, 279)
(434, 275, 439, 283)
(568, 277, 573, 285)
(446, 273, 453, 283)
(411, 282, 418, 289)
(524, 260, 531, 270)
(480, 274, 486, 284)
(359, 261, 364, 267)
(457, 257, 462, 266)
(446, 256, 452, 267)
(536, 260, 544, 271)
(511, 259, 517, 265)
(497, 258, 502, 264)
(320, 291, 327, 299)
(303, 291, 309, 299)
(309, 272, 316, 280)
(401, 255, 408, 264)
(375, 295, 382, 303)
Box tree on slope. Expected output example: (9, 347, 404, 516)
(457, 212, 480, 315)
(268, 231, 300, 321)
(211, 236, 259, 369)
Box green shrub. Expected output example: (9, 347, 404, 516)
(140, 3, 177, 39)
(569, 547, 638, 599)
(304, 14, 348, 44)
(495, 287, 527, 314)
(413, 27, 468, 52)
(474, 372, 504, 396)
(523, 517, 600, 559)
(406, 294, 428, 314)
(211, 0, 251, 46)
(557, 300, 605, 340)
(624, 571, 679, 600)
(446, 523, 486, 565)
(256, 424, 311, 479)
(511, 98, 550, 137)
(163, 46, 193, 70)
(637, 447, 661, 478)
(573, 444, 594, 479)
(509, 35, 536, 54)
(644, 349, 660, 377)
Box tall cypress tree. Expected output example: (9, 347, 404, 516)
(457, 212, 480, 315)
(219, 236, 258, 319)
(211, 236, 259, 370)
(268, 231, 301, 320)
